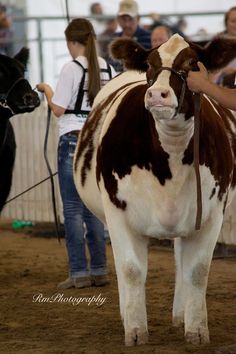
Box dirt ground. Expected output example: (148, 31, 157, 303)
(0, 221, 236, 354)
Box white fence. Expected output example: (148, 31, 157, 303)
(2, 103, 236, 245)
(2, 103, 62, 222)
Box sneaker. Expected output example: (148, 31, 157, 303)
(57, 276, 91, 289)
(91, 274, 110, 287)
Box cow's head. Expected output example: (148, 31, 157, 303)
(111, 34, 236, 124)
(0, 47, 40, 118)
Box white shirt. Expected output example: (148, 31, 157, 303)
(52, 56, 117, 137)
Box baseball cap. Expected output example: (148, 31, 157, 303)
(118, 0, 139, 18)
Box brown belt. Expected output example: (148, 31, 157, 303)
(65, 130, 80, 137)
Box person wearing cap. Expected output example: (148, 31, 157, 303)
(109, 0, 151, 72)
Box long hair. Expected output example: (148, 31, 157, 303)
(65, 18, 101, 106)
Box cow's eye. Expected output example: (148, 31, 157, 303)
(148, 78, 154, 86)
(177, 70, 186, 77)
(182, 58, 198, 71)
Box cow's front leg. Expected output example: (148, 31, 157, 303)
(180, 213, 223, 345)
(106, 210, 149, 346)
(172, 237, 186, 327)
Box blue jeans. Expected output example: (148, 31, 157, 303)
(58, 133, 107, 278)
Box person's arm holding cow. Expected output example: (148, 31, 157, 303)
(187, 61, 236, 110)
(36, 83, 65, 117)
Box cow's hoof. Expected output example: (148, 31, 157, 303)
(125, 328, 148, 346)
(172, 316, 184, 327)
(185, 330, 209, 345)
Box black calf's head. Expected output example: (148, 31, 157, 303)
(0, 48, 40, 118)
(111, 34, 236, 122)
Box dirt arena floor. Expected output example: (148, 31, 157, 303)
(0, 221, 236, 354)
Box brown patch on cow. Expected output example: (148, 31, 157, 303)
(223, 194, 228, 214)
(97, 84, 172, 209)
(182, 95, 235, 201)
(209, 187, 216, 200)
(74, 81, 141, 187)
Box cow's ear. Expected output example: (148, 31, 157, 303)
(110, 38, 151, 72)
(192, 37, 236, 72)
(14, 47, 29, 69)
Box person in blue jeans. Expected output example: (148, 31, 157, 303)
(37, 18, 116, 289)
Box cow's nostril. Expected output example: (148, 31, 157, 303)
(148, 91, 152, 98)
(23, 93, 33, 105)
(161, 91, 169, 99)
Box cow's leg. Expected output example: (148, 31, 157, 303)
(172, 237, 186, 327)
(105, 209, 149, 346)
(179, 212, 223, 345)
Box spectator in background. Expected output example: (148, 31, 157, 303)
(149, 13, 187, 38)
(213, 7, 236, 85)
(203, 7, 236, 85)
(151, 25, 172, 48)
(109, 0, 151, 72)
(175, 16, 188, 36)
(98, 17, 118, 59)
(89, 2, 106, 35)
(222, 6, 236, 36)
(0, 3, 13, 56)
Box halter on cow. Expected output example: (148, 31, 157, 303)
(73, 34, 236, 346)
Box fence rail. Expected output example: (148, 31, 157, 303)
(5, 10, 227, 84)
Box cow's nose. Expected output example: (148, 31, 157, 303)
(146, 88, 170, 106)
(23, 93, 34, 105)
(24, 92, 40, 107)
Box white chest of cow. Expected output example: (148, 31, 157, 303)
(73, 34, 236, 347)
(115, 160, 217, 239)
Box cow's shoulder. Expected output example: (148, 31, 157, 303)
(183, 95, 236, 199)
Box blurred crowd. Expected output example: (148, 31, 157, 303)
(0, 3, 13, 56)
(89, 0, 236, 85)
(1, 0, 236, 88)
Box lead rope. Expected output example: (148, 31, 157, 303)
(43, 106, 61, 241)
(193, 93, 202, 230)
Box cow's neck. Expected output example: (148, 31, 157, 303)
(155, 116, 194, 155)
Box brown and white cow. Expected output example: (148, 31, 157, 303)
(74, 34, 236, 346)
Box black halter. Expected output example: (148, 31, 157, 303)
(148, 66, 187, 116)
(0, 77, 27, 115)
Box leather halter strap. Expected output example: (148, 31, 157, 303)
(193, 92, 202, 230)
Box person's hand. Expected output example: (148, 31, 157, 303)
(187, 61, 209, 93)
(36, 83, 47, 93)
